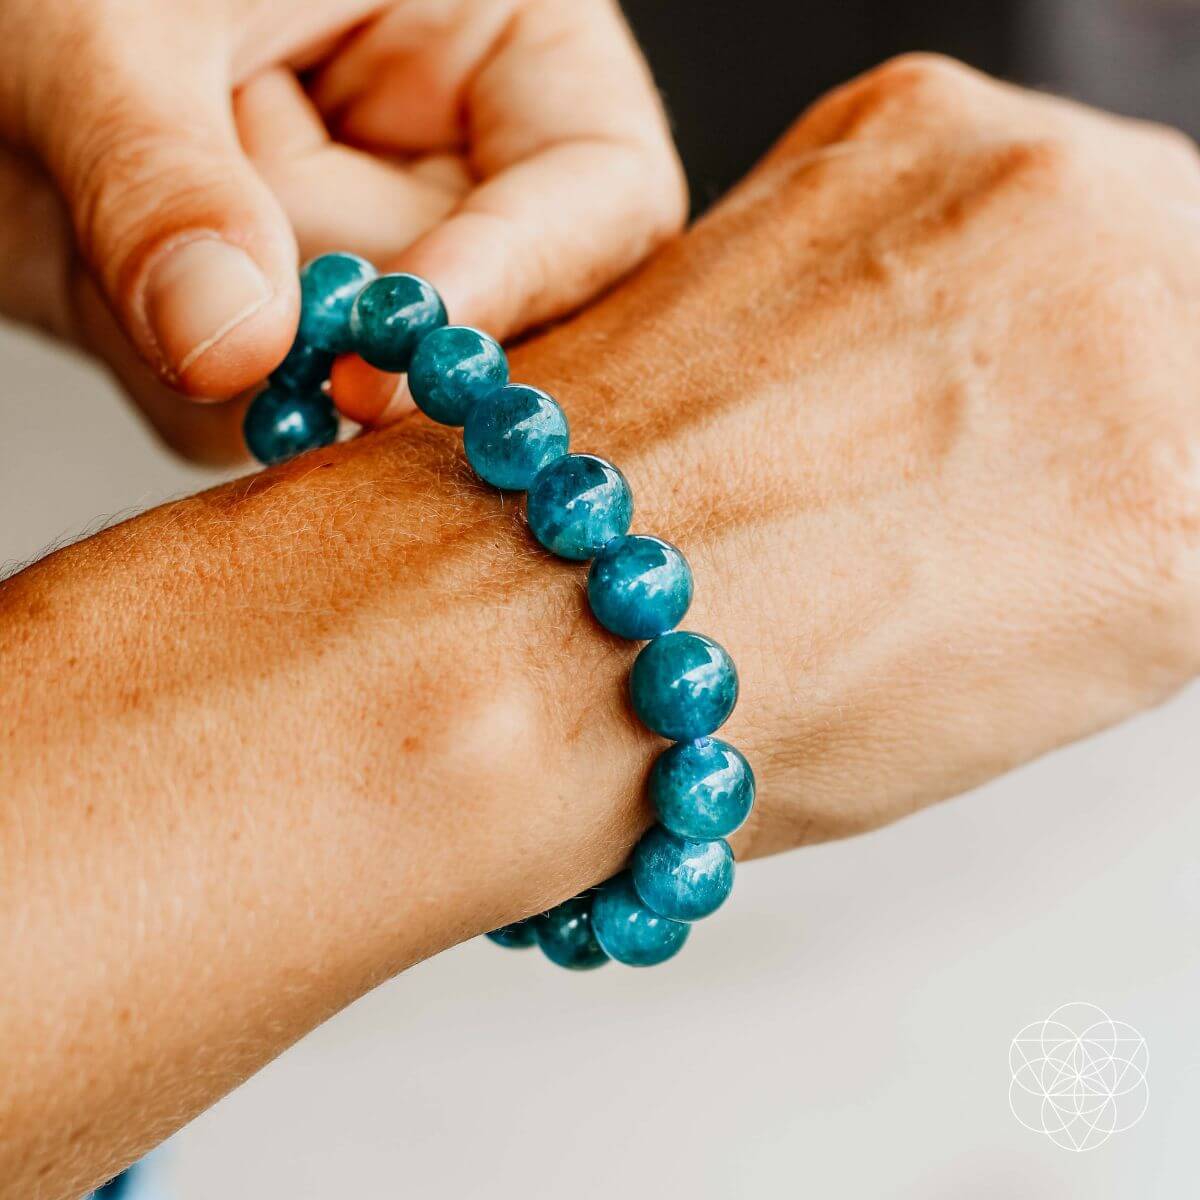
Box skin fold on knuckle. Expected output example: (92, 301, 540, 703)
(784, 52, 986, 153)
(61, 112, 230, 286)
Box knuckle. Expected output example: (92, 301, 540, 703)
(845, 52, 982, 120)
(796, 53, 993, 149)
(66, 112, 228, 285)
(1144, 121, 1200, 176)
(864, 52, 982, 101)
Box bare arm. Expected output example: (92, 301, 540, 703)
(1, 415, 653, 1195)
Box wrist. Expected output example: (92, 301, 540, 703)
(348, 419, 661, 952)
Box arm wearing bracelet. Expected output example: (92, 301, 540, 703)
(4, 55, 1200, 1199)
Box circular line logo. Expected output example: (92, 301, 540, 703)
(1009, 1002, 1149, 1151)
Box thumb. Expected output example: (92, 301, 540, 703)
(35, 72, 298, 398)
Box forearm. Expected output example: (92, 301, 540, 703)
(0, 415, 655, 1197)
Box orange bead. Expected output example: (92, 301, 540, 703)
(328, 353, 403, 425)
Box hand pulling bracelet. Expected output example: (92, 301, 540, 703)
(244, 253, 757, 970)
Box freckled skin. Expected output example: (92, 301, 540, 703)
(4, 55, 1200, 1197)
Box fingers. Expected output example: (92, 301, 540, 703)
(319, 0, 686, 426)
(0, 141, 250, 465)
(317, 0, 687, 412)
(310, 0, 517, 151)
(235, 68, 468, 265)
(28, 37, 299, 399)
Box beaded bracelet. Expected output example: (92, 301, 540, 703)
(244, 252, 757, 970)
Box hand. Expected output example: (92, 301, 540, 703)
(0, 0, 684, 462)
(530, 53, 1200, 858)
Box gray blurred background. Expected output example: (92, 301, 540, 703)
(4, 0, 1199, 1195)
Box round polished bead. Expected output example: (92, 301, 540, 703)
(486, 919, 538, 949)
(463, 384, 569, 491)
(629, 630, 739, 740)
(649, 738, 755, 840)
(408, 326, 508, 426)
(591, 872, 690, 966)
(270, 332, 335, 393)
(526, 454, 633, 560)
(535, 896, 609, 970)
(349, 273, 447, 371)
(587, 535, 693, 639)
(631, 826, 735, 922)
(243, 385, 338, 465)
(298, 252, 376, 353)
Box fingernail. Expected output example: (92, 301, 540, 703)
(143, 237, 273, 379)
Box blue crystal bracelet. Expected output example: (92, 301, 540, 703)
(245, 253, 756, 970)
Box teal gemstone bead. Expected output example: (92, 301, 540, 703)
(526, 454, 632, 560)
(408, 326, 508, 426)
(629, 630, 739, 740)
(535, 896, 609, 970)
(631, 826, 735, 922)
(349, 273, 447, 371)
(486, 919, 538, 949)
(270, 332, 335, 392)
(591, 872, 690, 966)
(243, 385, 338, 465)
(649, 738, 755, 840)
(298, 252, 376, 353)
(463, 384, 569, 491)
(587, 535, 693, 639)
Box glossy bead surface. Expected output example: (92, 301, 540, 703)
(649, 738, 755, 840)
(629, 631, 739, 740)
(591, 872, 690, 966)
(464, 384, 569, 491)
(535, 896, 609, 970)
(270, 332, 335, 392)
(631, 826, 735, 922)
(298, 252, 376, 353)
(349, 272, 447, 371)
(526, 454, 632, 560)
(408, 325, 508, 425)
(486, 919, 538, 949)
(588, 535, 692, 639)
(243, 385, 338, 465)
